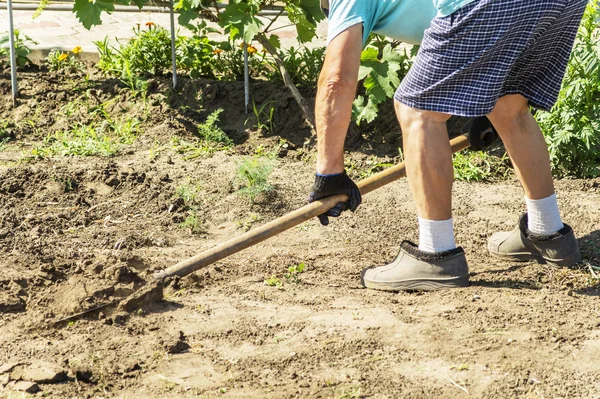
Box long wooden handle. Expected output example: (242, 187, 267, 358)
(153, 134, 470, 279)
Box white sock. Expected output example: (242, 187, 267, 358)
(418, 217, 456, 253)
(525, 193, 564, 235)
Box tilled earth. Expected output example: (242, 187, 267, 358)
(1, 70, 600, 399)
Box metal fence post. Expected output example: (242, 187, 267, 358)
(169, 0, 177, 89)
(7, 0, 18, 107)
(244, 42, 249, 115)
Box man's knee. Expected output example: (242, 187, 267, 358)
(394, 100, 451, 130)
(488, 95, 531, 129)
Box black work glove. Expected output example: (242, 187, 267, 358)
(463, 116, 499, 150)
(308, 170, 362, 226)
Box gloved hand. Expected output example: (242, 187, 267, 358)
(464, 116, 499, 151)
(308, 170, 362, 226)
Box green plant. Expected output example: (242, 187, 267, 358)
(234, 156, 276, 203)
(179, 210, 205, 234)
(174, 182, 201, 206)
(284, 262, 305, 284)
(353, 36, 415, 124)
(535, 1, 600, 178)
(178, 21, 220, 79)
(246, 100, 275, 135)
(96, 23, 174, 76)
(264, 276, 283, 288)
(452, 150, 494, 182)
(46, 48, 84, 72)
(198, 109, 233, 144)
(0, 29, 38, 67)
(267, 46, 325, 88)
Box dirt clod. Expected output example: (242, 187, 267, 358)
(12, 380, 40, 394)
(11, 361, 67, 384)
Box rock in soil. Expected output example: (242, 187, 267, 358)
(163, 331, 190, 354)
(11, 361, 67, 384)
(12, 380, 40, 393)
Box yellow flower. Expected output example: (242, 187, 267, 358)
(58, 53, 68, 62)
(145, 21, 156, 28)
(72, 46, 82, 54)
(247, 45, 257, 54)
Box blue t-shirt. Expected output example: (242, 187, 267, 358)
(326, 0, 476, 47)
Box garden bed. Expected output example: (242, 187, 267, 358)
(1, 69, 600, 398)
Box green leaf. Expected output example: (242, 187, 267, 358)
(219, 1, 262, 42)
(73, 0, 115, 29)
(352, 96, 378, 125)
(298, 0, 325, 26)
(267, 34, 281, 50)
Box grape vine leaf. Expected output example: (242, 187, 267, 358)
(219, 1, 263, 42)
(285, 4, 319, 43)
(73, 0, 115, 29)
(352, 95, 378, 125)
(359, 44, 403, 103)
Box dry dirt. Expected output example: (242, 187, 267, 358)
(1, 68, 600, 399)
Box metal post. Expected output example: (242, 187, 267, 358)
(7, 0, 18, 106)
(244, 42, 249, 115)
(169, 0, 177, 89)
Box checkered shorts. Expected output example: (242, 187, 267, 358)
(394, 0, 588, 117)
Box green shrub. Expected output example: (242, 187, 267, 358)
(95, 23, 174, 77)
(535, 1, 600, 178)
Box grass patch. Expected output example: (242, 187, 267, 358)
(27, 117, 139, 159)
(234, 156, 276, 203)
(453, 150, 507, 182)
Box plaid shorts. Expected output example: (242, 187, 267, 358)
(394, 0, 588, 117)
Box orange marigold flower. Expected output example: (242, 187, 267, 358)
(247, 45, 257, 54)
(58, 53, 68, 62)
(72, 46, 82, 54)
(213, 48, 223, 55)
(145, 21, 156, 28)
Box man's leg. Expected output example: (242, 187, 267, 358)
(359, 102, 469, 292)
(486, 94, 580, 266)
(394, 102, 456, 253)
(487, 95, 563, 234)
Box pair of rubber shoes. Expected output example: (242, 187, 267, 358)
(361, 213, 581, 291)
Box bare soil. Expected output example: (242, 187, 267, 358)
(1, 68, 600, 399)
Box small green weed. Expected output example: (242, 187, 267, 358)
(174, 182, 202, 206)
(234, 156, 276, 203)
(198, 109, 232, 144)
(246, 100, 275, 135)
(179, 210, 205, 234)
(284, 263, 305, 284)
(264, 276, 283, 288)
(236, 213, 263, 231)
(453, 151, 494, 182)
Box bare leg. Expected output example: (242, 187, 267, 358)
(395, 101, 453, 221)
(487, 94, 554, 200)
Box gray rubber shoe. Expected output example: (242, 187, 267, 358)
(360, 241, 470, 291)
(488, 213, 581, 267)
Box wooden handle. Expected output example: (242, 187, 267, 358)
(153, 134, 470, 279)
